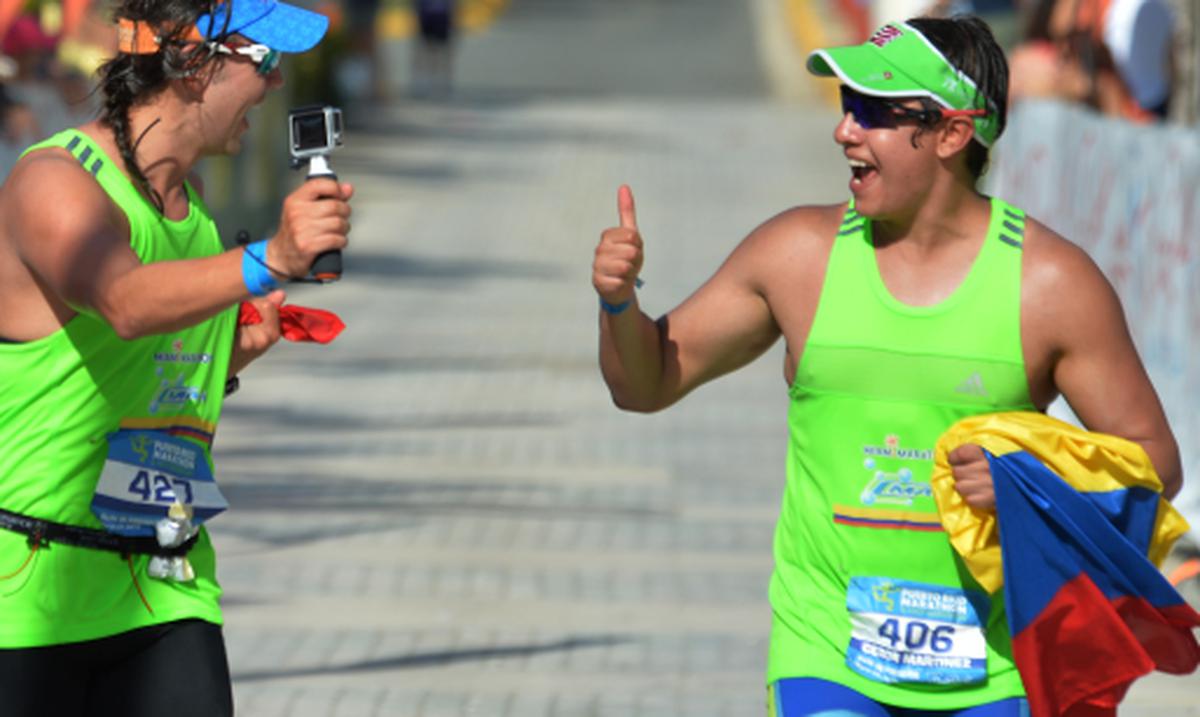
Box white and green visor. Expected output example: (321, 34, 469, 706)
(807, 22, 999, 147)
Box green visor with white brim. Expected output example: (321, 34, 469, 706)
(807, 22, 999, 148)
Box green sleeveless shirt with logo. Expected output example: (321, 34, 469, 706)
(0, 130, 236, 648)
(768, 198, 1036, 708)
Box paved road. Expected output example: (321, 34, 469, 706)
(210, 1, 1199, 715)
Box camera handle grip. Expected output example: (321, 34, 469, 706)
(306, 155, 342, 283)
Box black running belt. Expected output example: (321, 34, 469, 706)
(0, 507, 198, 558)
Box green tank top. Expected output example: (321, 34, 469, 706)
(768, 198, 1036, 708)
(0, 130, 236, 647)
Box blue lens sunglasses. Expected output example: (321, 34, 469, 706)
(839, 85, 986, 130)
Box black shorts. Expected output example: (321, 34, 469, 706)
(0, 619, 233, 717)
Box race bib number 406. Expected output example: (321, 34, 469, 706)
(845, 576, 990, 685)
(91, 429, 228, 537)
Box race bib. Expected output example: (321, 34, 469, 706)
(845, 576, 989, 685)
(91, 429, 228, 537)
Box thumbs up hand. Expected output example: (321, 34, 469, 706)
(593, 185, 645, 307)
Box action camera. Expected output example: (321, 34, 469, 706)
(287, 105, 345, 282)
(288, 105, 343, 162)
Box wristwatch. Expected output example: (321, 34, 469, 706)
(224, 375, 240, 397)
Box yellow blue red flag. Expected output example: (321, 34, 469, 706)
(933, 412, 1200, 716)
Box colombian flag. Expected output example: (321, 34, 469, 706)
(932, 413, 1200, 717)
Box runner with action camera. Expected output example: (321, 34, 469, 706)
(0, 2, 351, 714)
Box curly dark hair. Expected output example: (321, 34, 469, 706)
(95, 1, 234, 213)
(906, 15, 1010, 180)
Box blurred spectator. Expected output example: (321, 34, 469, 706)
(341, 0, 383, 101)
(1009, 0, 1175, 122)
(0, 11, 60, 149)
(3, 12, 58, 78)
(0, 0, 98, 77)
(0, 0, 105, 167)
(411, 0, 455, 98)
(0, 82, 37, 144)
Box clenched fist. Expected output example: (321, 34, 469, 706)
(949, 443, 995, 510)
(230, 290, 285, 375)
(266, 178, 354, 279)
(593, 185, 644, 307)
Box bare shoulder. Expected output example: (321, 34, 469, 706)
(3, 147, 124, 257)
(2, 147, 127, 274)
(1020, 215, 1130, 366)
(725, 203, 847, 287)
(740, 203, 846, 251)
(1020, 216, 1115, 305)
(5, 147, 114, 216)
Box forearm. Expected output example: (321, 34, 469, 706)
(598, 302, 669, 412)
(227, 345, 255, 377)
(1139, 435, 1183, 500)
(94, 249, 251, 340)
(227, 328, 277, 376)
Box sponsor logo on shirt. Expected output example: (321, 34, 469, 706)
(153, 339, 213, 365)
(862, 434, 933, 462)
(860, 458, 934, 507)
(149, 373, 208, 414)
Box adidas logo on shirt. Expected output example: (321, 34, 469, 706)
(955, 372, 989, 397)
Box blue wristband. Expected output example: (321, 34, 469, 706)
(241, 241, 280, 297)
(599, 297, 632, 315)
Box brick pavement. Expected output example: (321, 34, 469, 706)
(213, 94, 839, 715)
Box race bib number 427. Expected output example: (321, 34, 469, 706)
(91, 429, 228, 537)
(845, 576, 990, 685)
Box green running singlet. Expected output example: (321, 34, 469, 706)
(767, 198, 1036, 709)
(0, 130, 236, 648)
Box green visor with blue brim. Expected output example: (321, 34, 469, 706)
(807, 22, 999, 148)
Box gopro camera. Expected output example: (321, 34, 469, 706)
(288, 105, 345, 282)
(288, 105, 343, 164)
